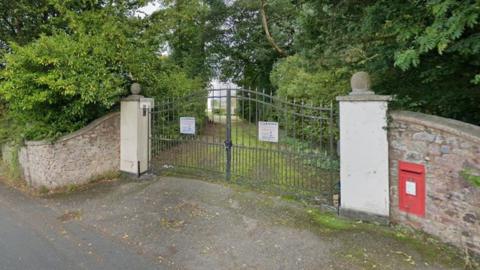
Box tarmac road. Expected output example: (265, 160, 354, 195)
(0, 183, 161, 270)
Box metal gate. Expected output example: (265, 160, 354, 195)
(149, 88, 339, 205)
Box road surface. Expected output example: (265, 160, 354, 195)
(0, 183, 161, 270)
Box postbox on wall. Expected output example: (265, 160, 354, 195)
(398, 161, 425, 217)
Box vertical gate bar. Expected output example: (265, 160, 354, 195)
(267, 90, 273, 184)
(267, 90, 271, 184)
(248, 92, 252, 181)
(187, 97, 191, 168)
(307, 102, 311, 190)
(294, 100, 297, 188)
(232, 92, 236, 177)
(313, 109, 317, 190)
(160, 101, 163, 166)
(255, 89, 259, 181)
(164, 98, 168, 167)
(177, 97, 183, 168)
(270, 90, 275, 185)
(173, 98, 175, 166)
(265, 89, 269, 184)
(261, 89, 265, 184)
(151, 103, 154, 171)
(275, 91, 279, 185)
(197, 94, 201, 169)
(168, 97, 172, 166)
(169, 98, 172, 166)
(190, 96, 194, 168)
(215, 89, 219, 172)
(243, 92, 247, 177)
(205, 93, 209, 171)
(161, 99, 164, 167)
(292, 99, 296, 188)
(319, 109, 323, 154)
(194, 95, 198, 170)
(166, 97, 170, 167)
(201, 93, 203, 166)
(166, 97, 169, 166)
(161, 99, 165, 166)
(148, 103, 151, 172)
(163, 99, 168, 169)
(277, 95, 281, 186)
(173, 97, 177, 167)
(266, 89, 270, 184)
(226, 88, 232, 181)
(316, 108, 320, 191)
(235, 92, 239, 177)
(241, 92, 246, 177)
(219, 89, 223, 173)
(173, 97, 178, 167)
(212, 90, 216, 171)
(328, 102, 334, 205)
(300, 100, 305, 189)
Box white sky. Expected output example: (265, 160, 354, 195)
(135, 1, 162, 17)
(135, 1, 235, 86)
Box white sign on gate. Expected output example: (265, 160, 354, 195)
(180, 117, 196, 134)
(258, 121, 279, 142)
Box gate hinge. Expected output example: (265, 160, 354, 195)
(224, 140, 233, 150)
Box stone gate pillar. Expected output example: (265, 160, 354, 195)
(336, 72, 392, 221)
(120, 83, 154, 176)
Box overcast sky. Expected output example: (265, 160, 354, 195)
(135, 1, 162, 17)
(135, 1, 237, 87)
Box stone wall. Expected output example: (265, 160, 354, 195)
(17, 112, 120, 188)
(389, 111, 480, 255)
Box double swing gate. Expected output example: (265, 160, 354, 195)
(149, 88, 339, 205)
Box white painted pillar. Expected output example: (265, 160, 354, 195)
(120, 83, 154, 176)
(336, 72, 392, 220)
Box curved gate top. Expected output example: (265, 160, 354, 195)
(148, 88, 339, 205)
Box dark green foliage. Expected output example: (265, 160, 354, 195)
(1, 0, 479, 143)
(213, 0, 298, 90)
(0, 0, 204, 141)
(0, 4, 143, 140)
(217, 0, 480, 124)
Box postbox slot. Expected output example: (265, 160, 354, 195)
(400, 168, 421, 174)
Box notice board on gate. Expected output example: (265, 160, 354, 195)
(180, 117, 196, 134)
(258, 121, 279, 142)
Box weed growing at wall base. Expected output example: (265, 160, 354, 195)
(461, 169, 480, 188)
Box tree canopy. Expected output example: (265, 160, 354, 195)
(0, 0, 207, 140)
(216, 0, 480, 123)
(0, 0, 479, 142)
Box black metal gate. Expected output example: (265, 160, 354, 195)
(149, 88, 339, 205)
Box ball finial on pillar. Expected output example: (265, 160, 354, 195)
(130, 82, 141, 95)
(350, 72, 373, 95)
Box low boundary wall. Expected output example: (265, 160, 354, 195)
(16, 112, 120, 188)
(389, 110, 480, 254)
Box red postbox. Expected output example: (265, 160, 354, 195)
(398, 161, 425, 217)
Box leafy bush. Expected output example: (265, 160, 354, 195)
(0, 4, 205, 141)
(270, 55, 349, 104)
(0, 32, 128, 140)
